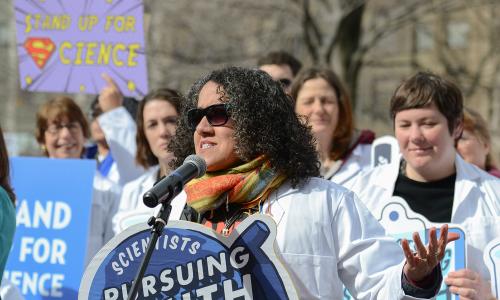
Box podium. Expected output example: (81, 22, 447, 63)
(79, 215, 298, 300)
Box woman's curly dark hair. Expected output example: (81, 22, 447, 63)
(169, 66, 320, 187)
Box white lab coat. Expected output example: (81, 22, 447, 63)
(111, 166, 185, 235)
(350, 154, 500, 280)
(98, 107, 145, 187)
(325, 143, 372, 188)
(113, 170, 439, 298)
(160, 178, 436, 299)
(0, 278, 24, 300)
(262, 178, 439, 299)
(95, 152, 120, 186)
(86, 172, 121, 266)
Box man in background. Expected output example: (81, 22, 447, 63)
(257, 50, 302, 94)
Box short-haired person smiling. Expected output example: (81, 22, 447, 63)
(168, 67, 457, 299)
(35, 96, 121, 265)
(350, 71, 500, 300)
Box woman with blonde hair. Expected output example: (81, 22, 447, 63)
(457, 107, 500, 177)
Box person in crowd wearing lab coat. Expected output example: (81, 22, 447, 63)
(35, 97, 121, 265)
(86, 98, 122, 185)
(0, 125, 16, 281)
(0, 278, 24, 300)
(92, 74, 146, 187)
(112, 88, 183, 234)
(168, 66, 456, 299)
(457, 107, 500, 178)
(350, 71, 500, 300)
(290, 67, 374, 187)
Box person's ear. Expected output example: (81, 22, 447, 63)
(452, 119, 464, 140)
(482, 139, 491, 154)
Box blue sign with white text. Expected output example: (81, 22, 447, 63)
(80, 215, 298, 300)
(3, 157, 95, 300)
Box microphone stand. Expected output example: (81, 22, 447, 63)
(127, 203, 172, 300)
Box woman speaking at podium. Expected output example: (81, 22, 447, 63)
(168, 67, 455, 299)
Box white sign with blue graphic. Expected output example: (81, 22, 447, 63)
(3, 157, 95, 300)
(370, 135, 400, 167)
(80, 214, 298, 300)
(484, 238, 500, 299)
(343, 197, 466, 300)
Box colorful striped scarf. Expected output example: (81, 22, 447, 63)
(185, 155, 286, 213)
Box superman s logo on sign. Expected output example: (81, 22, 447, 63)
(23, 37, 56, 69)
(15, 0, 148, 97)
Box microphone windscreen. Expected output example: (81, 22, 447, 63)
(184, 154, 207, 178)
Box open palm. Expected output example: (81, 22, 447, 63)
(401, 224, 459, 282)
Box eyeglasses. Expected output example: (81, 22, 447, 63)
(277, 78, 292, 88)
(46, 122, 81, 135)
(187, 103, 230, 130)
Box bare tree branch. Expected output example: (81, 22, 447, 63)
(301, 0, 321, 63)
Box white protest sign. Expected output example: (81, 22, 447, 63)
(344, 197, 466, 300)
(370, 135, 400, 168)
(484, 238, 500, 299)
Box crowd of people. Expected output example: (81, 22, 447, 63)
(1, 50, 499, 299)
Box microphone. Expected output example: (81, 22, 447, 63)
(143, 155, 207, 208)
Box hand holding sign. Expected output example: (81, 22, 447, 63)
(98, 73, 123, 112)
(445, 269, 495, 300)
(402, 224, 459, 282)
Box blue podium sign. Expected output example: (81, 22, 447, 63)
(3, 157, 95, 300)
(80, 214, 298, 300)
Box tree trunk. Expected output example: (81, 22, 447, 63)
(335, 4, 365, 109)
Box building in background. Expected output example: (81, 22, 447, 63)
(358, 0, 500, 160)
(0, 0, 498, 160)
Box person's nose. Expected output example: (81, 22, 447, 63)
(195, 116, 213, 136)
(59, 126, 73, 138)
(159, 122, 173, 139)
(409, 124, 424, 143)
(311, 99, 325, 114)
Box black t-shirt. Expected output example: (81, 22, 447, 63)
(393, 172, 456, 223)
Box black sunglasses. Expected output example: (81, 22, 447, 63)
(187, 103, 230, 130)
